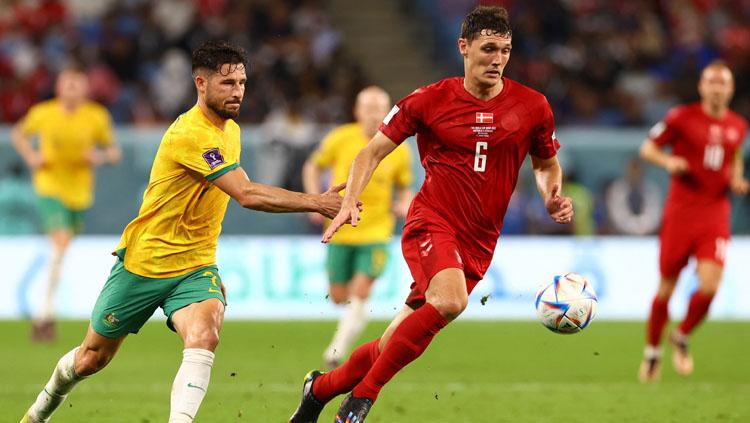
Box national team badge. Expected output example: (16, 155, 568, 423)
(103, 313, 120, 328)
(203, 148, 226, 169)
(476, 112, 494, 124)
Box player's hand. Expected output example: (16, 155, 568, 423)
(545, 184, 574, 224)
(730, 177, 750, 195)
(307, 212, 326, 225)
(322, 195, 362, 243)
(665, 156, 689, 175)
(317, 183, 362, 220)
(86, 149, 106, 167)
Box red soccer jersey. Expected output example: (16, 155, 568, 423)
(649, 103, 748, 224)
(380, 77, 559, 256)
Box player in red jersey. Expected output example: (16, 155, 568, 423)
(638, 60, 749, 382)
(289, 6, 573, 422)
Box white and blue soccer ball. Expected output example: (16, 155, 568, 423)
(535, 273, 598, 334)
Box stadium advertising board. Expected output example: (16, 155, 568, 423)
(2, 236, 749, 320)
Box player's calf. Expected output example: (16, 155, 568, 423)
(23, 348, 87, 422)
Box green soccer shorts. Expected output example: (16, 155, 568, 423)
(326, 242, 389, 284)
(91, 251, 227, 338)
(38, 196, 86, 234)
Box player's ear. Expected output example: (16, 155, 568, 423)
(458, 38, 469, 57)
(194, 72, 208, 94)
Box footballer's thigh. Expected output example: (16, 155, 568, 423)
(166, 267, 228, 351)
(76, 325, 127, 376)
(171, 299, 225, 351)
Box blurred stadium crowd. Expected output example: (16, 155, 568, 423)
(0, 0, 366, 124)
(410, 0, 750, 126)
(2, 0, 749, 126)
(0, 0, 749, 236)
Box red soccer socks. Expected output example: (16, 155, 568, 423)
(647, 295, 669, 347)
(679, 291, 714, 335)
(352, 303, 448, 402)
(313, 338, 380, 403)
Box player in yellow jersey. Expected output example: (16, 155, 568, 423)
(303, 86, 413, 369)
(20, 41, 349, 423)
(11, 64, 121, 342)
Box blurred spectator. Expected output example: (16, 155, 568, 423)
(564, 171, 596, 236)
(605, 158, 662, 235)
(408, 0, 750, 126)
(0, 0, 363, 124)
(0, 161, 37, 235)
(258, 98, 320, 191)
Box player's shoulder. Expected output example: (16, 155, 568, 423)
(726, 109, 749, 129)
(81, 101, 112, 119)
(663, 103, 697, 122)
(28, 99, 57, 114)
(330, 122, 360, 138)
(405, 77, 463, 101)
(505, 78, 549, 106)
(165, 108, 207, 144)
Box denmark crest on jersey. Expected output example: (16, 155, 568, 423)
(476, 112, 494, 124)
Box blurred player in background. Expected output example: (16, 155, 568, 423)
(11, 64, 121, 342)
(303, 86, 413, 370)
(20, 41, 349, 423)
(638, 60, 748, 382)
(289, 6, 573, 422)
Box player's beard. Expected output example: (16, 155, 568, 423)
(207, 93, 241, 119)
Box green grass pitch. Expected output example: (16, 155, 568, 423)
(1, 320, 748, 422)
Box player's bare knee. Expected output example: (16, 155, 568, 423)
(432, 298, 467, 321)
(75, 348, 113, 376)
(185, 328, 220, 350)
(329, 287, 347, 304)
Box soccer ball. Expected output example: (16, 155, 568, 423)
(535, 273, 598, 334)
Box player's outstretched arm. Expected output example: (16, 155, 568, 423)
(639, 138, 688, 175)
(211, 166, 348, 219)
(10, 124, 44, 170)
(302, 158, 327, 225)
(531, 155, 573, 224)
(730, 149, 749, 195)
(322, 131, 398, 243)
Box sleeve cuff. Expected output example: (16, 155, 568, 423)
(206, 163, 239, 181)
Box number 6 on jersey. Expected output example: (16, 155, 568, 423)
(474, 141, 488, 172)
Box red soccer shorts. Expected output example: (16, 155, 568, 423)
(401, 225, 492, 308)
(659, 217, 729, 278)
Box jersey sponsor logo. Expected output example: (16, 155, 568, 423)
(476, 112, 494, 124)
(649, 121, 666, 139)
(383, 105, 400, 125)
(202, 148, 226, 169)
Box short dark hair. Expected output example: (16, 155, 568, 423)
(460, 6, 512, 41)
(192, 40, 248, 75)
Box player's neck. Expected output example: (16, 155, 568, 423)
(701, 102, 728, 119)
(463, 77, 504, 101)
(59, 99, 82, 113)
(197, 101, 227, 131)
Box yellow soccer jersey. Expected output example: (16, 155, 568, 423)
(311, 123, 412, 244)
(20, 99, 114, 210)
(116, 106, 240, 278)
